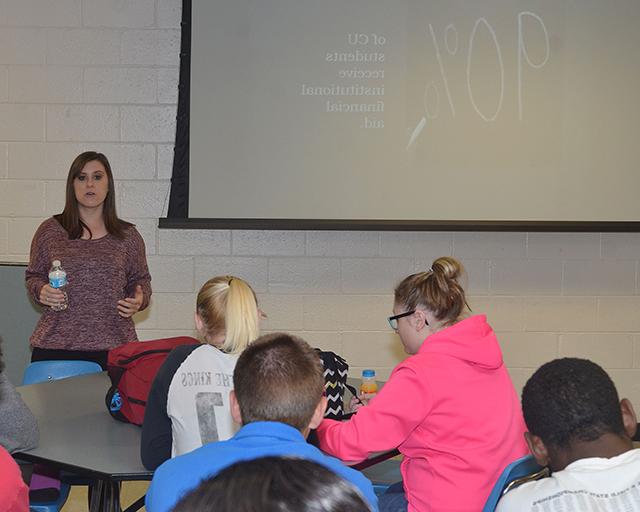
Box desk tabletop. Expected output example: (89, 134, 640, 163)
(15, 372, 152, 481)
(15, 373, 392, 480)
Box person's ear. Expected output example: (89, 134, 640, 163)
(230, 390, 242, 425)
(525, 432, 550, 467)
(414, 310, 428, 331)
(309, 396, 328, 430)
(194, 312, 204, 334)
(620, 398, 637, 439)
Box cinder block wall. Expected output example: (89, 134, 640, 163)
(2, 0, 640, 408)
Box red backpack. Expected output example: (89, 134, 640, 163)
(105, 336, 199, 425)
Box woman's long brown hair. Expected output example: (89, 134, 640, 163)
(54, 151, 132, 239)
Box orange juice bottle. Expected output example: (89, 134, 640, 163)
(360, 369, 378, 400)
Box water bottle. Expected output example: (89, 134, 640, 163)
(48, 260, 68, 311)
(360, 369, 378, 400)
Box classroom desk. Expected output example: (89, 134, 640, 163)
(14, 372, 150, 512)
(14, 372, 398, 511)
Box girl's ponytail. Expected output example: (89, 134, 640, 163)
(196, 276, 260, 353)
(223, 278, 260, 353)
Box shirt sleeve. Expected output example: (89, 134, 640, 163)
(24, 221, 51, 305)
(140, 345, 198, 470)
(0, 447, 29, 512)
(495, 489, 520, 512)
(0, 374, 39, 453)
(124, 227, 152, 311)
(317, 364, 433, 462)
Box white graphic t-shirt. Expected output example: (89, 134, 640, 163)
(496, 449, 640, 512)
(166, 344, 239, 457)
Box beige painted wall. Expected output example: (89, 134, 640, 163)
(1, 0, 640, 410)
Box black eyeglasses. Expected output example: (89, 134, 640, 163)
(388, 310, 415, 331)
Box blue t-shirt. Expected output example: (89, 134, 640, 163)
(146, 421, 378, 512)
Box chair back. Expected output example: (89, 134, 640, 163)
(22, 360, 103, 385)
(29, 484, 71, 512)
(482, 455, 547, 512)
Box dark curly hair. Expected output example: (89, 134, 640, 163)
(522, 358, 624, 450)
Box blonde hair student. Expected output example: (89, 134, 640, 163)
(141, 275, 262, 470)
(195, 276, 261, 354)
(318, 256, 528, 512)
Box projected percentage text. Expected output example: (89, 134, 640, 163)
(408, 12, 549, 148)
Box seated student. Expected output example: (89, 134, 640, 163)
(145, 333, 378, 512)
(0, 339, 40, 501)
(0, 445, 29, 512)
(141, 276, 261, 470)
(496, 357, 640, 512)
(0, 339, 38, 453)
(171, 456, 372, 512)
(317, 256, 528, 512)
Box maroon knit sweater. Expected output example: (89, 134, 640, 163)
(25, 217, 152, 351)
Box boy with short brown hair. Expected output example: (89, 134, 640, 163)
(146, 333, 377, 512)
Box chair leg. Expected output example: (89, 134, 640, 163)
(88, 479, 124, 512)
(105, 482, 118, 512)
(111, 482, 122, 512)
(89, 480, 103, 512)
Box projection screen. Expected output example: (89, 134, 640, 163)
(164, 0, 640, 230)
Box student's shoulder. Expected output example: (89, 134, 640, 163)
(495, 489, 525, 512)
(167, 343, 227, 370)
(331, 459, 373, 490)
(152, 442, 232, 492)
(160, 343, 201, 369)
(309, 450, 370, 485)
(40, 217, 60, 229)
(33, 217, 65, 239)
(386, 357, 432, 388)
(495, 477, 557, 512)
(270, 437, 354, 475)
(152, 444, 216, 485)
(155, 344, 201, 385)
(168, 343, 201, 361)
(118, 223, 146, 247)
(179, 343, 237, 367)
(148, 444, 234, 512)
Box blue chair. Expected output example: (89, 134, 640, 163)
(22, 360, 103, 512)
(22, 360, 103, 385)
(482, 454, 548, 512)
(28, 487, 72, 512)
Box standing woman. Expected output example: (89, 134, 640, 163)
(25, 151, 151, 369)
(317, 256, 527, 512)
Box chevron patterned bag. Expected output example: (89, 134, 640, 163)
(316, 350, 356, 420)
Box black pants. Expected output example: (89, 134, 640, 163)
(31, 347, 108, 370)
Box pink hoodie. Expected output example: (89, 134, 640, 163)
(317, 315, 528, 512)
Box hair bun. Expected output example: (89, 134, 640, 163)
(394, 256, 468, 327)
(431, 256, 462, 281)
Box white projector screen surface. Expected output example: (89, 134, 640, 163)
(189, 0, 640, 223)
